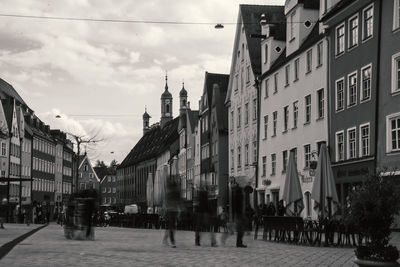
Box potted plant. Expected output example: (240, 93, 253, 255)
(348, 174, 400, 266)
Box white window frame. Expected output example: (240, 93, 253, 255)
(391, 52, 400, 94)
(386, 112, 400, 153)
(274, 72, 278, 93)
(262, 156, 266, 177)
(393, 0, 400, 30)
(336, 130, 345, 161)
(264, 43, 268, 64)
(294, 58, 300, 81)
(317, 41, 323, 67)
(272, 111, 277, 136)
(293, 101, 298, 129)
(304, 144, 311, 168)
(359, 122, 370, 157)
(335, 22, 345, 56)
(348, 14, 359, 49)
(317, 88, 325, 119)
(360, 63, 372, 102)
(285, 64, 290, 86)
(347, 127, 357, 159)
(305, 94, 311, 123)
(263, 115, 268, 139)
(271, 153, 276, 175)
(264, 79, 269, 98)
(283, 105, 289, 132)
(306, 49, 312, 73)
(335, 77, 345, 111)
(362, 3, 374, 41)
(347, 71, 358, 107)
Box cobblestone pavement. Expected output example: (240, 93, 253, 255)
(0, 223, 43, 247)
(0, 224, 364, 267)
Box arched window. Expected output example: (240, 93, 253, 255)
(166, 104, 170, 113)
(182, 99, 186, 107)
(305, 191, 311, 217)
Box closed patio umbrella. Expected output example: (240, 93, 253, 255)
(146, 172, 154, 208)
(282, 150, 304, 216)
(311, 143, 339, 218)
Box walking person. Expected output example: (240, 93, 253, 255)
(194, 189, 216, 247)
(162, 177, 182, 248)
(0, 198, 7, 229)
(221, 184, 247, 248)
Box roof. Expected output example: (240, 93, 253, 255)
(201, 72, 229, 114)
(179, 84, 187, 97)
(320, 0, 353, 22)
(240, 5, 286, 75)
(0, 78, 27, 106)
(260, 24, 323, 79)
(142, 110, 150, 119)
(118, 117, 180, 168)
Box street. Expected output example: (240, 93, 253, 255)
(0, 224, 360, 267)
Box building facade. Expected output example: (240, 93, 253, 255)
(78, 154, 100, 191)
(322, 0, 380, 210)
(100, 175, 117, 206)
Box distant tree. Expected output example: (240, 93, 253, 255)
(95, 160, 107, 168)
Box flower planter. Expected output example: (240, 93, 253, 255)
(354, 257, 400, 267)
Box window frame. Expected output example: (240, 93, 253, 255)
(359, 122, 370, 157)
(271, 153, 276, 175)
(305, 94, 311, 124)
(293, 101, 298, 129)
(362, 3, 374, 42)
(347, 71, 358, 107)
(317, 41, 323, 67)
(317, 88, 325, 119)
(391, 52, 400, 94)
(283, 105, 289, 132)
(274, 72, 278, 93)
(272, 111, 278, 137)
(264, 79, 269, 98)
(304, 144, 311, 169)
(393, 0, 400, 30)
(347, 127, 357, 159)
(348, 14, 359, 49)
(294, 58, 300, 81)
(306, 49, 312, 73)
(263, 115, 268, 139)
(335, 23, 345, 56)
(336, 130, 345, 161)
(386, 112, 400, 153)
(335, 77, 345, 112)
(360, 63, 372, 102)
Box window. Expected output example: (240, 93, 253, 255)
(253, 141, 257, 163)
(103, 187, 106, 193)
(241, 69, 244, 91)
(360, 123, 370, 157)
(293, 101, 298, 128)
(304, 144, 311, 168)
(264, 44, 268, 63)
(235, 74, 239, 91)
(245, 103, 249, 125)
(336, 78, 345, 111)
(290, 11, 296, 40)
(274, 73, 278, 93)
(336, 131, 344, 161)
(245, 144, 249, 166)
(230, 149, 234, 171)
(306, 49, 312, 73)
(282, 150, 288, 173)
(361, 64, 372, 101)
(387, 113, 400, 152)
(392, 52, 400, 93)
(394, 0, 400, 30)
(348, 15, 359, 48)
(1, 142, 6, 156)
(317, 89, 324, 119)
(317, 42, 323, 67)
(89, 173, 93, 179)
(262, 156, 266, 176)
(231, 110, 234, 130)
(363, 4, 374, 40)
(264, 79, 269, 98)
(246, 65, 250, 83)
(264, 115, 268, 139)
(253, 99, 257, 121)
(348, 72, 358, 107)
(283, 106, 289, 132)
(305, 192, 311, 217)
(305, 95, 311, 123)
(237, 107, 241, 128)
(273, 111, 277, 136)
(285, 65, 290, 86)
(292, 147, 298, 166)
(237, 146, 241, 168)
(336, 23, 345, 55)
(347, 128, 357, 159)
(271, 154, 276, 175)
(84, 164, 88, 171)
(294, 58, 299, 81)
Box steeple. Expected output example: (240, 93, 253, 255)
(160, 72, 173, 128)
(143, 106, 151, 135)
(179, 81, 188, 115)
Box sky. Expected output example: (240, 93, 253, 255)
(0, 0, 285, 166)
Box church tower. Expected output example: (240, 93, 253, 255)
(179, 82, 187, 115)
(142, 107, 151, 135)
(160, 74, 173, 128)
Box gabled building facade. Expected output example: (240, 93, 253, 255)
(258, 0, 326, 219)
(78, 154, 100, 191)
(226, 5, 285, 209)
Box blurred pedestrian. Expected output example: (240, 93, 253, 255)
(85, 199, 95, 239)
(245, 204, 254, 232)
(219, 208, 228, 233)
(0, 198, 7, 229)
(162, 177, 182, 248)
(194, 189, 216, 247)
(266, 202, 276, 216)
(221, 185, 247, 248)
(277, 200, 285, 216)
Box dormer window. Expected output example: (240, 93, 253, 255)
(290, 11, 296, 41)
(264, 44, 268, 64)
(241, 43, 244, 61)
